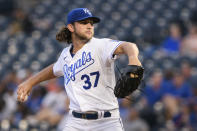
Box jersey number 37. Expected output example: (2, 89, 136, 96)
(81, 71, 100, 90)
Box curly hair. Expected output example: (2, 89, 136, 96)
(56, 26, 72, 44)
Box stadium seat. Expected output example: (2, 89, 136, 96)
(0, 0, 197, 81)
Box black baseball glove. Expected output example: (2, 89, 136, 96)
(114, 65, 144, 98)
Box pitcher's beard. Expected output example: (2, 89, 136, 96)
(74, 31, 93, 43)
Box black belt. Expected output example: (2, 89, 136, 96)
(72, 111, 111, 120)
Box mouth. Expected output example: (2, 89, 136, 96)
(86, 31, 92, 35)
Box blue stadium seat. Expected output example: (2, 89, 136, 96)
(101, 3, 113, 13)
(0, 0, 197, 81)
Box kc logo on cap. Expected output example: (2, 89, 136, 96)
(83, 8, 92, 15)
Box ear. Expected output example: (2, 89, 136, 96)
(67, 24, 74, 33)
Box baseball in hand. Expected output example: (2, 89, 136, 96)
(20, 93, 28, 102)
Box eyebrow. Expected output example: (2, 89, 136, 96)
(79, 19, 93, 22)
(78, 20, 94, 25)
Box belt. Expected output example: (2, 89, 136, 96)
(72, 111, 111, 120)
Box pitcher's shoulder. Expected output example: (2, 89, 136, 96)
(91, 37, 111, 43)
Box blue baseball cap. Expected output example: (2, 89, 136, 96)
(66, 8, 100, 25)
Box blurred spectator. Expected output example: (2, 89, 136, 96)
(46, 77, 63, 91)
(25, 86, 47, 114)
(189, 80, 197, 130)
(8, 9, 34, 35)
(160, 20, 185, 54)
(169, 101, 190, 129)
(27, 79, 69, 126)
(163, 95, 179, 120)
(180, 61, 193, 83)
(12, 102, 30, 126)
(181, 10, 197, 57)
(1, 85, 17, 120)
(119, 99, 132, 120)
(140, 106, 158, 130)
(162, 71, 193, 124)
(143, 70, 170, 106)
(169, 72, 193, 99)
(123, 108, 149, 131)
(0, 72, 18, 121)
(0, 72, 18, 95)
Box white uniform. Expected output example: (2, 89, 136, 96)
(53, 37, 124, 131)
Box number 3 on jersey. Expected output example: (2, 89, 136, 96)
(81, 71, 100, 90)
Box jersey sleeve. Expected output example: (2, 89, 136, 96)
(102, 38, 124, 63)
(53, 49, 66, 77)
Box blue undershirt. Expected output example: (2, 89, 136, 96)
(70, 45, 75, 57)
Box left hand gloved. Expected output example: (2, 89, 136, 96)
(114, 65, 144, 98)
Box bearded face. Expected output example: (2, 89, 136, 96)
(73, 19, 95, 41)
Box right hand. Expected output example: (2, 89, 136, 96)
(17, 81, 32, 102)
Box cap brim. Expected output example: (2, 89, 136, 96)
(77, 16, 100, 23)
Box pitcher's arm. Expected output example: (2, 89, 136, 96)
(17, 64, 57, 102)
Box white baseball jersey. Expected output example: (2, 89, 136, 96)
(53, 37, 123, 112)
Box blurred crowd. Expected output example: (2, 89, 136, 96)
(0, 70, 69, 130)
(121, 9, 197, 131)
(1, 0, 197, 131)
(119, 61, 197, 131)
(144, 9, 197, 58)
(1, 61, 197, 131)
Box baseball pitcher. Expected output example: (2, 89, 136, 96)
(17, 8, 144, 131)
